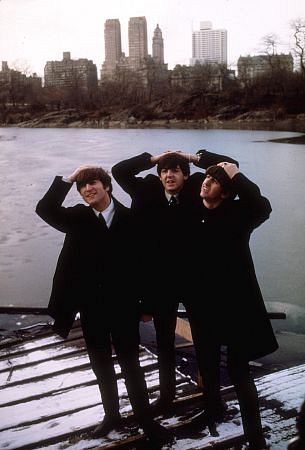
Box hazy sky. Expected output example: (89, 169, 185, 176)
(0, 0, 304, 77)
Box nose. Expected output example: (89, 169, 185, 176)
(167, 169, 175, 177)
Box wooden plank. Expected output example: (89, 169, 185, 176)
(0, 353, 158, 387)
(177, 309, 286, 320)
(0, 326, 302, 450)
(0, 307, 48, 315)
(176, 317, 193, 342)
(0, 321, 82, 350)
(0, 342, 86, 372)
(0, 366, 191, 409)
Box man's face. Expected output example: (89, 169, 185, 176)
(79, 179, 110, 209)
(159, 165, 188, 194)
(200, 174, 224, 202)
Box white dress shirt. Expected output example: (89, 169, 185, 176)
(93, 198, 115, 228)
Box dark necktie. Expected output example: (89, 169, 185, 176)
(168, 196, 177, 207)
(98, 212, 107, 226)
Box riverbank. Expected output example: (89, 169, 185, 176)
(268, 134, 305, 144)
(1, 109, 305, 139)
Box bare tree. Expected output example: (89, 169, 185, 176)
(11, 59, 33, 76)
(290, 18, 305, 75)
(260, 33, 281, 56)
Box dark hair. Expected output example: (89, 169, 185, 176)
(76, 167, 113, 194)
(157, 153, 190, 177)
(205, 165, 233, 195)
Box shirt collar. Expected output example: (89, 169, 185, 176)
(165, 192, 179, 203)
(93, 198, 115, 228)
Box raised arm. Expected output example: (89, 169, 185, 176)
(111, 152, 155, 195)
(156, 148, 239, 169)
(36, 176, 74, 232)
(194, 149, 239, 169)
(36, 165, 94, 232)
(220, 162, 272, 229)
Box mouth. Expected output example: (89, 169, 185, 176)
(86, 193, 96, 199)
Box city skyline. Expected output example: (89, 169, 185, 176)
(0, 0, 304, 77)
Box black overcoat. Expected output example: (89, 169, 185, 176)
(36, 176, 137, 338)
(187, 172, 279, 361)
(112, 150, 238, 212)
(112, 150, 238, 307)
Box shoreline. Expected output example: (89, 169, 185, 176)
(2, 121, 305, 144)
(0, 120, 305, 145)
(1, 111, 305, 140)
(268, 134, 305, 144)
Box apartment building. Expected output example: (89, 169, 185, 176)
(238, 53, 294, 81)
(102, 19, 123, 76)
(190, 21, 227, 67)
(44, 52, 98, 94)
(128, 16, 148, 70)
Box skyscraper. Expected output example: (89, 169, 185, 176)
(102, 19, 123, 76)
(152, 24, 164, 64)
(128, 16, 148, 70)
(191, 21, 227, 66)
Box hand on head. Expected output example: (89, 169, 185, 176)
(67, 165, 98, 183)
(217, 162, 239, 179)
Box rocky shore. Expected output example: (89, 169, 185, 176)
(1, 108, 305, 143)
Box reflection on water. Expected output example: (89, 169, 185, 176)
(0, 127, 305, 333)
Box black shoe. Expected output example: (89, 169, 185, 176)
(91, 414, 122, 438)
(151, 397, 174, 415)
(141, 419, 175, 447)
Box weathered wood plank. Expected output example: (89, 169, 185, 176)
(0, 326, 302, 450)
(0, 353, 159, 388)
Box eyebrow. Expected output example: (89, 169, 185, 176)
(161, 166, 181, 171)
(206, 174, 219, 183)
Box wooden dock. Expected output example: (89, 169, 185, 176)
(0, 321, 304, 450)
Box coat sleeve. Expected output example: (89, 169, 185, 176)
(36, 176, 75, 233)
(194, 149, 239, 169)
(112, 152, 155, 197)
(231, 173, 272, 229)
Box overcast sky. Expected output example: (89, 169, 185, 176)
(0, 0, 304, 77)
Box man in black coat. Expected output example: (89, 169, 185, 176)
(185, 162, 278, 450)
(36, 165, 173, 446)
(112, 149, 238, 412)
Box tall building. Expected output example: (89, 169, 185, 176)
(128, 16, 148, 70)
(44, 52, 98, 95)
(102, 19, 123, 77)
(238, 54, 294, 82)
(152, 24, 164, 64)
(190, 21, 227, 67)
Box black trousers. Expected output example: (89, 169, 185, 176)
(80, 305, 152, 423)
(185, 303, 267, 450)
(152, 300, 179, 401)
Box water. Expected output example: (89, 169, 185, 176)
(0, 127, 305, 333)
